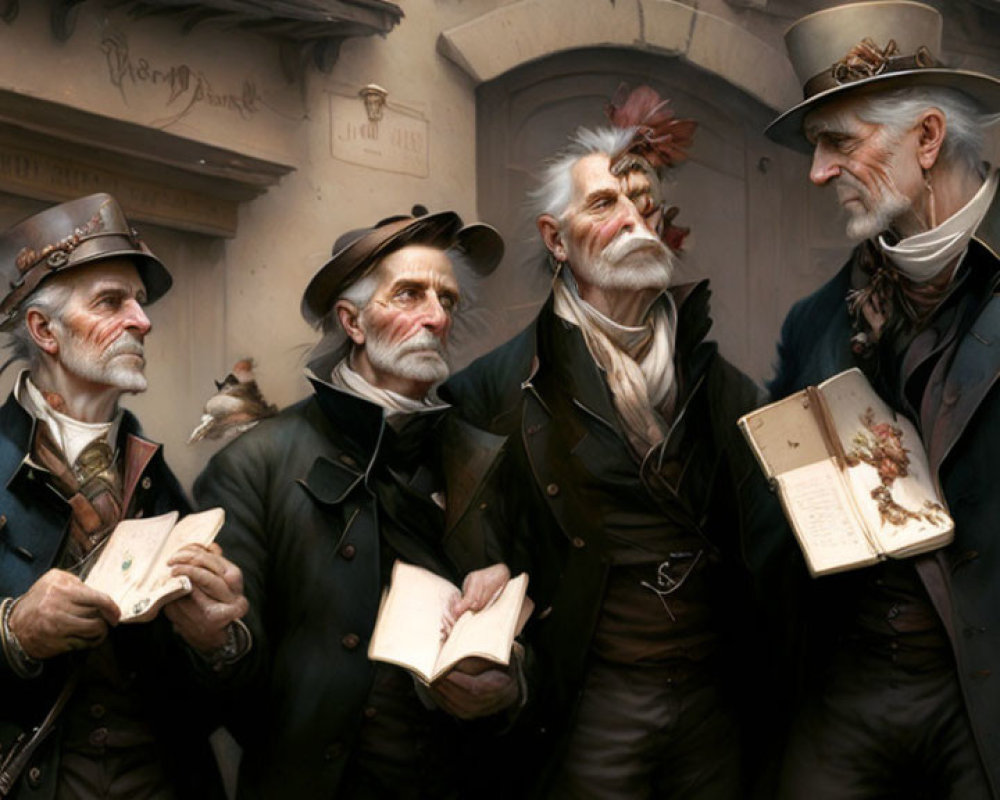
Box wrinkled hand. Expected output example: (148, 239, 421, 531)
(428, 657, 520, 720)
(442, 563, 511, 637)
(164, 543, 248, 652)
(9, 569, 120, 660)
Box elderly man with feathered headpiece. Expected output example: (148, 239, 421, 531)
(446, 86, 780, 799)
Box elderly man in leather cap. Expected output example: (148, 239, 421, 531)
(446, 88, 777, 799)
(764, 2, 1000, 797)
(193, 208, 523, 799)
(0, 193, 248, 800)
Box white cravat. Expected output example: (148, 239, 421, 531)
(553, 271, 678, 454)
(879, 168, 998, 282)
(328, 359, 448, 418)
(14, 370, 119, 466)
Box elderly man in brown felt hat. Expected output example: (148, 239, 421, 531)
(192, 207, 525, 799)
(764, 2, 1000, 797)
(0, 193, 249, 800)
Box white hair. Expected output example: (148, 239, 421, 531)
(529, 126, 636, 220)
(853, 86, 1000, 175)
(2, 280, 74, 374)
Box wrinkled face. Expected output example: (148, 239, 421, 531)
(355, 244, 459, 396)
(49, 258, 151, 394)
(560, 153, 674, 291)
(805, 97, 923, 241)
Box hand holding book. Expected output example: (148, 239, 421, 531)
(368, 561, 532, 686)
(441, 562, 511, 638)
(738, 369, 953, 577)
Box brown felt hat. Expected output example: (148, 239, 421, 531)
(0, 193, 171, 331)
(300, 206, 504, 327)
(766, 1, 1000, 152)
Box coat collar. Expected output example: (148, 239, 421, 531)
(527, 279, 716, 429)
(926, 240, 1000, 476)
(972, 173, 1000, 260)
(0, 389, 155, 493)
(304, 374, 498, 534)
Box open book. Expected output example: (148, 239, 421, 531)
(738, 368, 952, 577)
(84, 508, 225, 623)
(368, 561, 532, 685)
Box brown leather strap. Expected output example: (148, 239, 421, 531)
(803, 50, 941, 99)
(0, 670, 80, 797)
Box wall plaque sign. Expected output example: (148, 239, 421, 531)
(328, 89, 429, 178)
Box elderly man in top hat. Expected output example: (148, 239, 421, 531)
(446, 88, 778, 798)
(192, 208, 524, 799)
(764, 2, 1000, 797)
(0, 193, 248, 800)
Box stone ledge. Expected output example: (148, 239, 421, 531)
(0, 90, 294, 237)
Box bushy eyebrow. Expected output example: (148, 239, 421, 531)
(386, 276, 459, 296)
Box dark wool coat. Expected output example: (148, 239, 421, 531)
(444, 281, 786, 793)
(0, 392, 224, 800)
(192, 377, 510, 799)
(768, 196, 1000, 797)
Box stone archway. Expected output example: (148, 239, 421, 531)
(438, 0, 801, 116)
(438, 2, 847, 383)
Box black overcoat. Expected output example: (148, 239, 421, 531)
(192, 376, 510, 799)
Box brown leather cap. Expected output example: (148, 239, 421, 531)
(301, 207, 504, 327)
(0, 193, 171, 330)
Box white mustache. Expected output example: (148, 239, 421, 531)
(603, 229, 669, 262)
(105, 332, 144, 359)
(835, 173, 870, 205)
(397, 330, 446, 357)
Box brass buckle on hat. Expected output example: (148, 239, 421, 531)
(804, 40, 941, 99)
(832, 38, 899, 85)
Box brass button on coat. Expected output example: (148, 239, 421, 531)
(341, 633, 360, 650)
(546, 483, 559, 496)
(340, 544, 356, 560)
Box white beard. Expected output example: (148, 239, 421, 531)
(572, 229, 675, 291)
(56, 326, 148, 393)
(836, 168, 912, 242)
(361, 325, 450, 386)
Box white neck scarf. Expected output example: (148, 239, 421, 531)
(879, 168, 998, 282)
(14, 370, 119, 466)
(553, 272, 677, 456)
(329, 358, 448, 419)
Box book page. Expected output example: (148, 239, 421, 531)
(819, 369, 953, 557)
(433, 572, 529, 681)
(120, 508, 225, 622)
(85, 511, 180, 616)
(367, 562, 460, 684)
(738, 390, 831, 479)
(775, 458, 879, 576)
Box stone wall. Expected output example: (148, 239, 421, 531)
(0, 0, 997, 488)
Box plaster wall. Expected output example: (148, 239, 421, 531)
(0, 0, 997, 491)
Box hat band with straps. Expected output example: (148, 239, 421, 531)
(0, 230, 142, 323)
(803, 39, 941, 100)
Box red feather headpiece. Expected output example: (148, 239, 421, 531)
(604, 84, 697, 252)
(605, 84, 697, 171)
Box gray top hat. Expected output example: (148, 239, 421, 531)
(301, 206, 504, 327)
(766, 1, 1000, 152)
(0, 193, 171, 331)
